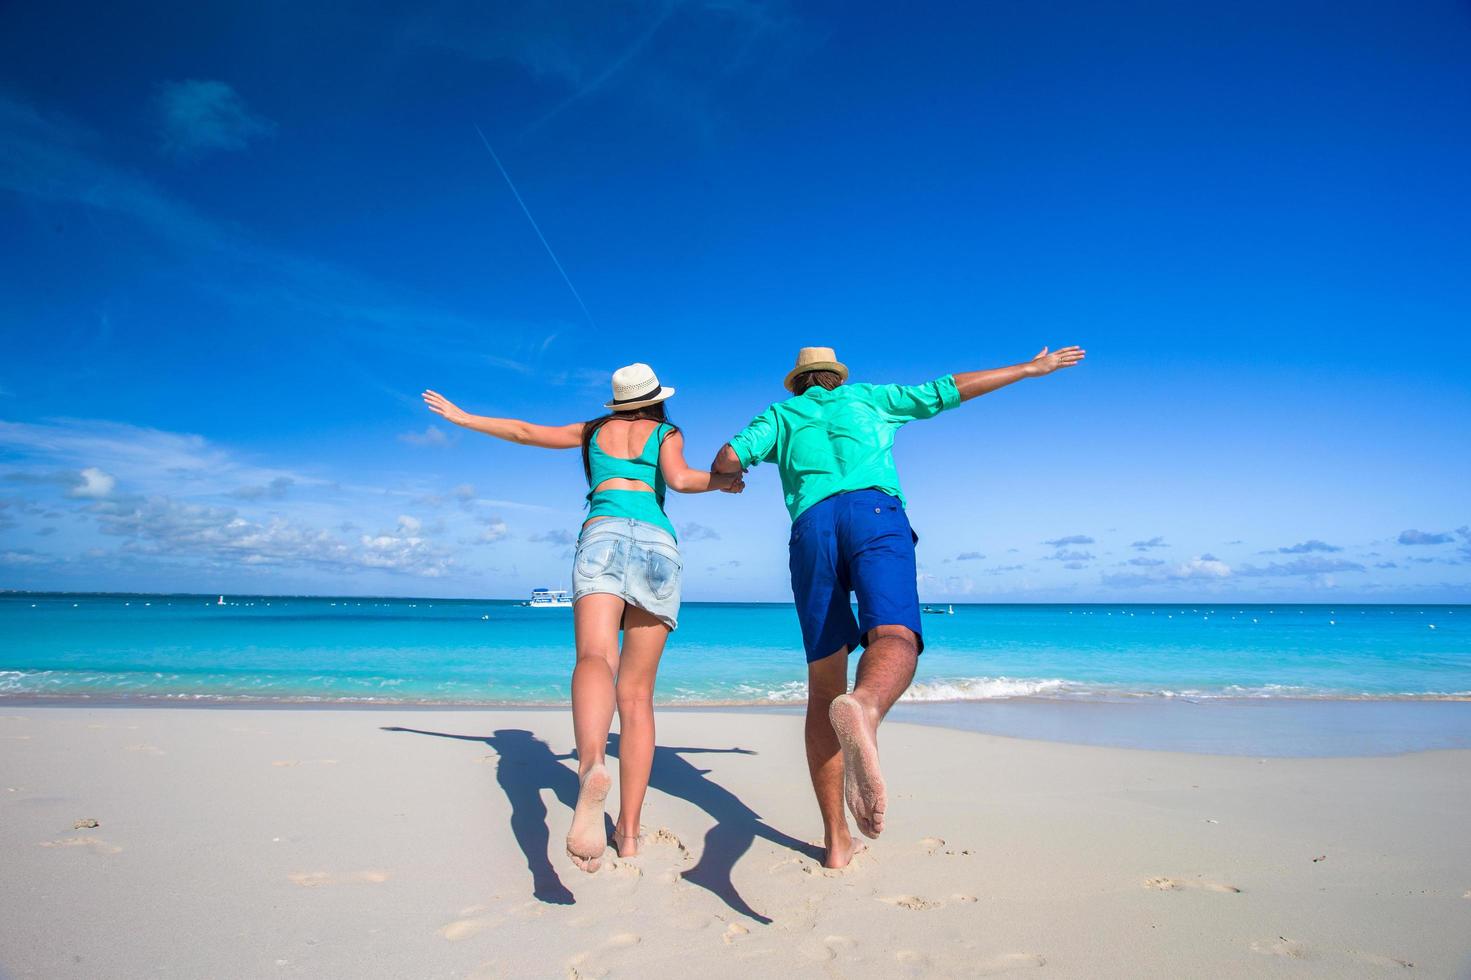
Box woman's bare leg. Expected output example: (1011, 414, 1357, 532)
(612, 605, 669, 856)
(567, 593, 624, 872)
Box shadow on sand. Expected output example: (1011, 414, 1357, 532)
(381, 725, 817, 922)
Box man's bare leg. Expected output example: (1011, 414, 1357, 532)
(805, 647, 858, 869)
(828, 625, 917, 839)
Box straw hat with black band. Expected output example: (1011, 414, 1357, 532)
(604, 363, 676, 411)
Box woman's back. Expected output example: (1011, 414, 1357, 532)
(591, 419, 662, 486)
(585, 418, 675, 538)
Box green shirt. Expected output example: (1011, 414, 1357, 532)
(729, 375, 962, 521)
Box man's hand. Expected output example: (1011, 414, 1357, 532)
(1025, 346, 1086, 377)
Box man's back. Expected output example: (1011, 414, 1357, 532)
(728, 376, 961, 520)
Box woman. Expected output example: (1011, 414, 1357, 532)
(423, 363, 741, 873)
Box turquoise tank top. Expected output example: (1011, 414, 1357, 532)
(585, 422, 678, 540)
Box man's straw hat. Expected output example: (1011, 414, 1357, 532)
(604, 363, 675, 411)
(784, 346, 850, 393)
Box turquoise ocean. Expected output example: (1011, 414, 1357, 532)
(2, 594, 1468, 705)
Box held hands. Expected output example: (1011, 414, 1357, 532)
(720, 471, 746, 494)
(1026, 345, 1086, 377)
(422, 390, 470, 426)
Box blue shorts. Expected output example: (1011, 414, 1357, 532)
(788, 489, 924, 663)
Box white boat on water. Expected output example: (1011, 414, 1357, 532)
(525, 588, 573, 609)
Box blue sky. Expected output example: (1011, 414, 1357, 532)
(1, 0, 1469, 601)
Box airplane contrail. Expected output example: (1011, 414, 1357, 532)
(473, 123, 596, 329)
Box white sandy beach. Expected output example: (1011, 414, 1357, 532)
(1, 705, 1468, 978)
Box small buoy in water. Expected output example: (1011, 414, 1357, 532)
(481, 615, 489, 621)
(1429, 624, 1437, 630)
(1329, 620, 1336, 625)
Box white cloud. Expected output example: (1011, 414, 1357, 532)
(678, 521, 721, 541)
(68, 467, 115, 499)
(156, 80, 275, 158)
(0, 549, 49, 566)
(1277, 539, 1341, 554)
(359, 516, 451, 577)
(232, 476, 294, 501)
(1398, 529, 1453, 546)
(1237, 556, 1365, 578)
(1174, 556, 1232, 579)
(399, 426, 454, 447)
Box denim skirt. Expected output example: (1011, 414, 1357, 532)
(572, 518, 682, 630)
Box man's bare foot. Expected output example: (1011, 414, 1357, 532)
(566, 763, 611, 873)
(613, 827, 641, 858)
(822, 830, 865, 869)
(829, 694, 886, 839)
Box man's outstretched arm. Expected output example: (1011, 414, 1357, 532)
(953, 345, 1085, 402)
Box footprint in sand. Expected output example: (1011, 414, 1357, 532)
(648, 827, 691, 861)
(1144, 875, 1240, 894)
(799, 935, 856, 962)
(566, 933, 642, 979)
(288, 870, 388, 887)
(125, 743, 165, 756)
(602, 859, 642, 879)
(881, 894, 944, 911)
(1250, 938, 1411, 968)
(919, 836, 945, 854)
(723, 922, 749, 945)
(38, 836, 122, 855)
(901, 950, 1043, 975)
(1251, 937, 1310, 960)
(439, 905, 501, 941)
(976, 953, 1046, 974)
(952, 893, 979, 903)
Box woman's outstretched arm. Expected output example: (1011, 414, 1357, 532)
(659, 431, 743, 494)
(422, 390, 582, 449)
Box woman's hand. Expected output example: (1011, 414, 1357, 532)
(422, 390, 470, 427)
(1026, 345, 1086, 377)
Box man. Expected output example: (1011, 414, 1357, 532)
(712, 344, 1085, 868)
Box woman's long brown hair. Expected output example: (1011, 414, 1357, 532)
(581, 403, 679, 483)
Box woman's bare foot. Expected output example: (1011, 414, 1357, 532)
(822, 828, 865, 870)
(829, 694, 886, 839)
(567, 763, 611, 873)
(613, 827, 641, 858)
